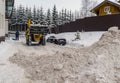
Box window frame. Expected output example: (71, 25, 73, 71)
(104, 6, 110, 13)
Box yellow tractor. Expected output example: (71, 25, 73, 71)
(25, 24, 48, 46)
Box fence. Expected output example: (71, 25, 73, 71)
(57, 14, 120, 33)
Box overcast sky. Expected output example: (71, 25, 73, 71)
(15, 0, 115, 11)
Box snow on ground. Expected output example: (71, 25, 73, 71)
(8, 26, 120, 83)
(47, 31, 105, 47)
(0, 31, 105, 83)
(0, 39, 33, 83)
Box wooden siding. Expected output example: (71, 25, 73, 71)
(98, 3, 120, 16)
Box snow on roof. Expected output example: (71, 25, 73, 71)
(91, 0, 120, 13)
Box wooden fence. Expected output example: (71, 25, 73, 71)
(57, 14, 120, 33)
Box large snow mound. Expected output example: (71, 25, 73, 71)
(9, 26, 120, 83)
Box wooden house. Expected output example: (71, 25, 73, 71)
(91, 0, 120, 16)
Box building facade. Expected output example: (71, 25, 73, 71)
(5, 0, 14, 36)
(0, 0, 14, 42)
(0, 0, 5, 42)
(91, 0, 120, 16)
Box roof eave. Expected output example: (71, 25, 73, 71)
(90, 0, 120, 13)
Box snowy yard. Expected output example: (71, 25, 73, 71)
(47, 31, 105, 47)
(0, 32, 104, 83)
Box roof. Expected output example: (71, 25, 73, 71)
(91, 0, 120, 13)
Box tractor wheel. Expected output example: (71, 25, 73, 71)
(26, 39, 29, 45)
(28, 36, 32, 46)
(42, 36, 46, 46)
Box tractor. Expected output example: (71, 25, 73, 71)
(25, 24, 48, 46)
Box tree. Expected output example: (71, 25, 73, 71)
(58, 9, 64, 25)
(25, 6, 29, 21)
(36, 9, 40, 23)
(17, 5, 25, 23)
(65, 9, 73, 23)
(10, 5, 75, 26)
(80, 0, 97, 18)
(39, 7, 45, 25)
(46, 9, 51, 25)
(69, 10, 74, 22)
(32, 6, 37, 23)
(58, 9, 70, 25)
(28, 8, 32, 19)
(74, 10, 80, 20)
(63, 9, 70, 23)
(11, 7, 17, 24)
(52, 5, 58, 26)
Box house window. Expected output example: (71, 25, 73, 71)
(104, 6, 110, 12)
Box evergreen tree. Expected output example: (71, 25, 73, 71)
(36, 9, 40, 23)
(39, 7, 45, 25)
(59, 9, 72, 25)
(65, 9, 71, 23)
(46, 9, 51, 25)
(25, 6, 29, 21)
(58, 11, 62, 25)
(10, 5, 75, 26)
(58, 9, 64, 25)
(61, 9, 64, 24)
(28, 8, 32, 19)
(74, 10, 80, 20)
(33, 6, 37, 23)
(22, 7, 26, 23)
(69, 10, 73, 21)
(64, 9, 67, 23)
(11, 7, 17, 24)
(17, 5, 25, 23)
(52, 5, 58, 26)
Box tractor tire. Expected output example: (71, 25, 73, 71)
(26, 36, 31, 46)
(26, 39, 29, 45)
(42, 36, 46, 46)
(28, 36, 32, 46)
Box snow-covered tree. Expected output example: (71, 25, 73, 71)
(10, 5, 75, 26)
(69, 10, 74, 22)
(11, 7, 17, 24)
(46, 9, 51, 25)
(28, 8, 32, 19)
(63, 9, 71, 23)
(32, 6, 37, 24)
(52, 5, 58, 26)
(80, 0, 97, 18)
(24, 6, 29, 21)
(17, 5, 25, 23)
(36, 9, 40, 23)
(39, 7, 45, 25)
(74, 10, 80, 20)
(65, 9, 73, 23)
(58, 9, 64, 25)
(58, 9, 71, 25)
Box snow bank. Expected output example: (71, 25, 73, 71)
(9, 26, 120, 83)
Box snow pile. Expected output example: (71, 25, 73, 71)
(9, 26, 120, 83)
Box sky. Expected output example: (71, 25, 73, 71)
(15, 0, 115, 11)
